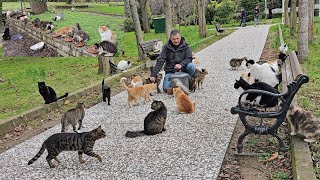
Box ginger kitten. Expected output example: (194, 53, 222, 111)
(120, 77, 157, 107)
(173, 87, 195, 114)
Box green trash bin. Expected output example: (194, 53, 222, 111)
(153, 17, 166, 34)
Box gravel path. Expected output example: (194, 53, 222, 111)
(0, 25, 270, 179)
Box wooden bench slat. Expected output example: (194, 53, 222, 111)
(139, 39, 162, 55)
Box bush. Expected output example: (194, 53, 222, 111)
(123, 18, 135, 32)
(206, 0, 236, 24)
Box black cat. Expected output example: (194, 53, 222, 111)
(2, 27, 11, 40)
(102, 79, 111, 105)
(38, 81, 68, 104)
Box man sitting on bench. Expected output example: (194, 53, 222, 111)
(149, 30, 196, 93)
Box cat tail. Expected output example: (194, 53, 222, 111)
(76, 23, 81, 31)
(125, 130, 145, 138)
(57, 93, 68, 100)
(120, 77, 130, 91)
(28, 143, 46, 165)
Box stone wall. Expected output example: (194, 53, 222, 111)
(7, 17, 95, 57)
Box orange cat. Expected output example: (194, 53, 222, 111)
(120, 77, 157, 107)
(173, 87, 195, 114)
(130, 75, 143, 87)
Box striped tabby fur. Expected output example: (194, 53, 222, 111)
(28, 126, 106, 168)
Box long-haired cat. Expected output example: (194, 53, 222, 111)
(229, 57, 247, 70)
(120, 77, 157, 107)
(287, 106, 320, 143)
(102, 79, 111, 105)
(38, 81, 68, 104)
(95, 41, 117, 56)
(61, 102, 85, 133)
(98, 25, 116, 43)
(28, 126, 106, 168)
(173, 87, 196, 114)
(125, 100, 167, 138)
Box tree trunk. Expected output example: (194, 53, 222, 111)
(164, 0, 173, 40)
(297, 0, 308, 62)
(308, 0, 314, 42)
(29, 1, 48, 15)
(140, 0, 150, 33)
(290, 0, 297, 37)
(284, 0, 289, 27)
(197, 0, 207, 38)
(129, 0, 144, 61)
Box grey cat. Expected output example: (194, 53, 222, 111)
(229, 57, 248, 70)
(190, 69, 208, 92)
(125, 100, 167, 138)
(73, 30, 89, 45)
(28, 126, 106, 168)
(61, 102, 85, 133)
(287, 105, 320, 143)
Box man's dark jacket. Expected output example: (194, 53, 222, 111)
(151, 37, 193, 77)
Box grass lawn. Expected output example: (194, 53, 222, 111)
(123, 25, 234, 59)
(273, 17, 320, 117)
(28, 11, 124, 48)
(2, 2, 124, 16)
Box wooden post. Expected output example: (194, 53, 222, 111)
(98, 55, 114, 75)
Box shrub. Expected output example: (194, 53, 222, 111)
(123, 18, 135, 32)
(206, 0, 236, 24)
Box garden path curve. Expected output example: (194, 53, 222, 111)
(0, 25, 270, 179)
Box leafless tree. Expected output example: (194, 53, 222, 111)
(164, 0, 173, 39)
(290, 0, 297, 37)
(129, 0, 144, 60)
(197, 0, 207, 38)
(140, 0, 150, 33)
(297, 0, 308, 61)
(308, 0, 314, 42)
(284, 0, 289, 27)
(30, 1, 48, 14)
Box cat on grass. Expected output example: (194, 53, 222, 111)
(38, 81, 68, 104)
(125, 100, 167, 138)
(28, 126, 106, 168)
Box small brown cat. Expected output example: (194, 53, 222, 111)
(230, 57, 248, 70)
(61, 102, 85, 133)
(130, 75, 143, 87)
(28, 126, 106, 168)
(287, 106, 320, 143)
(120, 77, 157, 107)
(173, 87, 195, 114)
(125, 100, 167, 138)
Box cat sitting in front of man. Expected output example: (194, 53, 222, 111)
(149, 30, 195, 93)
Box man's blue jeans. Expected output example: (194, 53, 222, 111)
(163, 63, 196, 92)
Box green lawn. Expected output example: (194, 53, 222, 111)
(3, 2, 124, 16)
(274, 17, 320, 117)
(28, 11, 124, 48)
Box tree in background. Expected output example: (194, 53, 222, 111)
(284, 0, 289, 27)
(197, 0, 207, 38)
(290, 0, 297, 37)
(297, 0, 308, 61)
(140, 0, 150, 33)
(206, 0, 235, 24)
(30, 1, 48, 15)
(266, 0, 280, 19)
(164, 0, 173, 39)
(129, 0, 144, 60)
(308, 0, 314, 42)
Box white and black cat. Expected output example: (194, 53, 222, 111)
(38, 81, 68, 104)
(95, 41, 117, 56)
(125, 100, 167, 138)
(234, 77, 279, 107)
(117, 60, 131, 72)
(102, 79, 111, 105)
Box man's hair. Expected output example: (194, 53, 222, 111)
(170, 30, 180, 37)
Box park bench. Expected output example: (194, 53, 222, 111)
(139, 39, 163, 60)
(230, 51, 309, 155)
(215, 23, 225, 33)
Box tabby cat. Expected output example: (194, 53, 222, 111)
(229, 57, 248, 70)
(28, 126, 106, 168)
(125, 100, 167, 138)
(95, 41, 117, 56)
(102, 79, 111, 105)
(173, 87, 195, 114)
(61, 102, 85, 133)
(120, 77, 157, 107)
(38, 81, 68, 104)
(190, 68, 208, 91)
(73, 30, 89, 46)
(287, 106, 320, 143)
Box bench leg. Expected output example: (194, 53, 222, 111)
(270, 131, 287, 152)
(236, 130, 251, 154)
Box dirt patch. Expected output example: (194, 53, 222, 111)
(217, 27, 293, 180)
(3, 27, 59, 57)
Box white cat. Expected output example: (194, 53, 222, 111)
(117, 60, 132, 72)
(98, 26, 112, 42)
(279, 44, 288, 54)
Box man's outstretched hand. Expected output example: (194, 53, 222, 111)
(150, 76, 156, 82)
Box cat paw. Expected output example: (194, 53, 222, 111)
(97, 157, 102, 162)
(304, 138, 317, 143)
(79, 159, 86, 164)
(290, 132, 297, 136)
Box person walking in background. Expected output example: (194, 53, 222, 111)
(254, 6, 260, 26)
(239, 7, 247, 27)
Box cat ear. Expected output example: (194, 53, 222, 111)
(98, 125, 102, 129)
